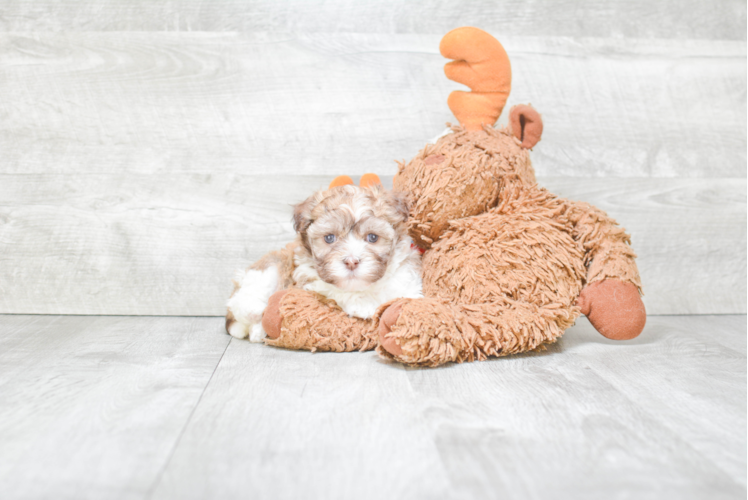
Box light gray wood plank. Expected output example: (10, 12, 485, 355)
(400, 315, 746, 499)
(659, 314, 747, 354)
(568, 315, 747, 487)
(0, 315, 230, 500)
(0, 314, 743, 499)
(0, 173, 308, 316)
(149, 339, 453, 500)
(0, 175, 743, 316)
(0, 0, 744, 40)
(0, 33, 743, 178)
(145, 314, 746, 499)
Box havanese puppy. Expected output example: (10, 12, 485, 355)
(225, 183, 423, 341)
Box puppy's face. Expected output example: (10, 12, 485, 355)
(293, 184, 409, 292)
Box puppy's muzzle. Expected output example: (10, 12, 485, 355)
(343, 257, 360, 271)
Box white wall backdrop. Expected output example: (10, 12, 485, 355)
(0, 1, 745, 315)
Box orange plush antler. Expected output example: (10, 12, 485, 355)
(440, 27, 511, 131)
(329, 174, 381, 189)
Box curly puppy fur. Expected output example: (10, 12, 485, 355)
(226, 184, 422, 341)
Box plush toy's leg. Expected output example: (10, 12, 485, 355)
(262, 288, 378, 352)
(261, 289, 287, 340)
(577, 280, 645, 340)
(377, 298, 578, 367)
(566, 200, 646, 340)
(378, 301, 404, 356)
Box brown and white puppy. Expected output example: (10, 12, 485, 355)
(226, 184, 423, 341)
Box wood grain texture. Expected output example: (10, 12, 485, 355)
(0, 175, 743, 316)
(150, 337, 452, 500)
(0, 173, 307, 316)
(147, 314, 743, 499)
(0, 0, 744, 40)
(1, 33, 744, 178)
(0, 315, 230, 500)
(403, 315, 746, 499)
(0, 314, 743, 499)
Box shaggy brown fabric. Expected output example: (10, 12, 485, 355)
(263, 123, 644, 367)
(256, 28, 645, 367)
(376, 184, 587, 367)
(264, 288, 379, 353)
(566, 201, 642, 291)
(376, 297, 575, 367)
(394, 125, 535, 249)
(377, 125, 644, 367)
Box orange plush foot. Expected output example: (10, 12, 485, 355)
(378, 301, 405, 356)
(262, 290, 289, 340)
(577, 280, 646, 340)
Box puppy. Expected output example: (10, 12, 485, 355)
(225, 183, 423, 341)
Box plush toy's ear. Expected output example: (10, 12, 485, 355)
(331, 173, 381, 188)
(509, 104, 543, 149)
(440, 27, 512, 131)
(329, 175, 354, 189)
(359, 173, 382, 188)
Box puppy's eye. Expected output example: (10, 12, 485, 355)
(324, 234, 336, 244)
(366, 233, 378, 243)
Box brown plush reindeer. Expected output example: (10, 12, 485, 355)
(261, 27, 646, 367)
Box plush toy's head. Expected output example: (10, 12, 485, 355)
(394, 127, 536, 249)
(393, 27, 544, 249)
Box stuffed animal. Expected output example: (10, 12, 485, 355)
(262, 27, 646, 366)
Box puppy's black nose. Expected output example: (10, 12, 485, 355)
(343, 257, 359, 271)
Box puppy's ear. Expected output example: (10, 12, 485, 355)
(370, 185, 410, 225)
(388, 190, 411, 224)
(292, 195, 316, 234)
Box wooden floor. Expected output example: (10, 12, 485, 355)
(0, 314, 744, 500)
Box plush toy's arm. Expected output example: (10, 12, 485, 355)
(262, 289, 379, 352)
(566, 200, 642, 288)
(378, 296, 577, 367)
(565, 200, 646, 340)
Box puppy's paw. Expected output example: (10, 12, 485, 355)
(226, 266, 280, 342)
(227, 320, 250, 339)
(249, 323, 267, 343)
(226, 319, 266, 343)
